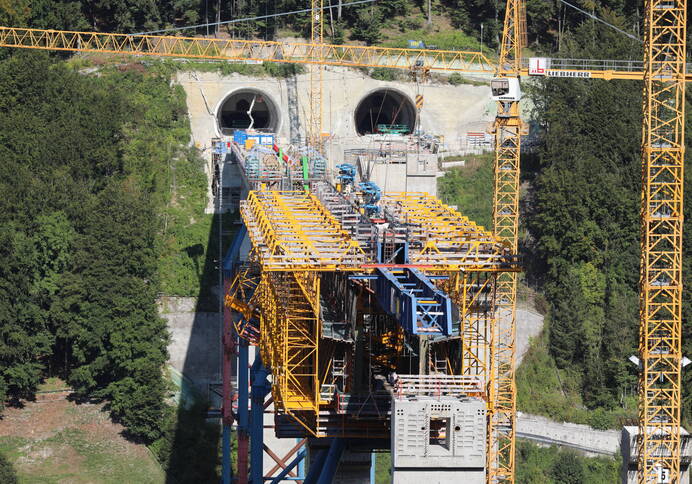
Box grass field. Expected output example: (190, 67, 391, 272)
(0, 385, 163, 484)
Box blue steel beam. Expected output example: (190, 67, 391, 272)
(375, 267, 453, 335)
(303, 449, 328, 484)
(316, 439, 346, 484)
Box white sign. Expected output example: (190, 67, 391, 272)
(529, 57, 549, 75)
(657, 466, 671, 483)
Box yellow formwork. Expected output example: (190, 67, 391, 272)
(380, 192, 515, 271)
(446, 272, 496, 382)
(259, 271, 321, 414)
(240, 190, 370, 271)
(638, 0, 686, 481)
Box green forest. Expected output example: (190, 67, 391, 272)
(0, 49, 223, 477)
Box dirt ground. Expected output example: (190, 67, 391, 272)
(0, 393, 163, 484)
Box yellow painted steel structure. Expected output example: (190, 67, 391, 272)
(240, 190, 370, 271)
(486, 0, 525, 481)
(5, 26, 692, 81)
(446, 271, 496, 385)
(240, 187, 518, 434)
(0, 26, 494, 73)
(638, 0, 687, 481)
(380, 192, 516, 271)
(309, 0, 324, 149)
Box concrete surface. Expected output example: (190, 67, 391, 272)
(176, 68, 495, 211)
(160, 297, 222, 389)
(516, 306, 544, 366)
(517, 413, 620, 456)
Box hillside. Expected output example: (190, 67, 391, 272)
(0, 384, 163, 483)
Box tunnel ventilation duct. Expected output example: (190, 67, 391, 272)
(217, 89, 279, 135)
(354, 89, 416, 136)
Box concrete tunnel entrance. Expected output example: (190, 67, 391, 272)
(217, 89, 279, 135)
(354, 89, 417, 135)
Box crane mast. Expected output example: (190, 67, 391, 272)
(309, 0, 324, 150)
(486, 0, 526, 482)
(638, 0, 687, 481)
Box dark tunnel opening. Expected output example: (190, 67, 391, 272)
(217, 89, 279, 135)
(354, 89, 417, 136)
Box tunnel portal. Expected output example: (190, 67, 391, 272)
(354, 89, 417, 136)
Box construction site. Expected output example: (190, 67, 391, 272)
(0, 0, 690, 482)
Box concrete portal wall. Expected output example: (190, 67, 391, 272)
(177, 68, 493, 150)
(176, 69, 493, 209)
(159, 297, 221, 389)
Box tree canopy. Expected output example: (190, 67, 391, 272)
(0, 52, 179, 442)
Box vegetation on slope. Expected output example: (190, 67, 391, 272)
(0, 392, 164, 483)
(516, 440, 620, 484)
(438, 153, 494, 230)
(526, 21, 692, 426)
(0, 51, 220, 450)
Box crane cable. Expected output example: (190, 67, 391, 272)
(134, 0, 378, 36)
(556, 0, 641, 43)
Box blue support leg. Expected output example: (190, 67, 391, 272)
(316, 439, 346, 484)
(250, 354, 270, 484)
(304, 449, 328, 484)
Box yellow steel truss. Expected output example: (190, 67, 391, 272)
(240, 190, 370, 270)
(4, 25, 684, 81)
(259, 271, 321, 413)
(380, 192, 516, 271)
(638, 0, 687, 481)
(446, 271, 496, 382)
(309, 0, 324, 149)
(487, 0, 524, 480)
(0, 26, 494, 73)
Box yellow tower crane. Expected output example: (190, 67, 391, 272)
(486, 0, 526, 481)
(638, 0, 687, 481)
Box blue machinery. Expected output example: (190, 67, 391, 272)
(358, 181, 381, 217)
(375, 268, 453, 336)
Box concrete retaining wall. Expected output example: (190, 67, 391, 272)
(517, 413, 620, 456)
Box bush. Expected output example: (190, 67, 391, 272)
(263, 62, 304, 78)
(398, 18, 423, 32)
(550, 452, 585, 484)
(370, 68, 403, 82)
(351, 10, 383, 45)
(0, 452, 18, 484)
(448, 73, 463, 85)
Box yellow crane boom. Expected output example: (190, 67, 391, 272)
(4, 26, 690, 81)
